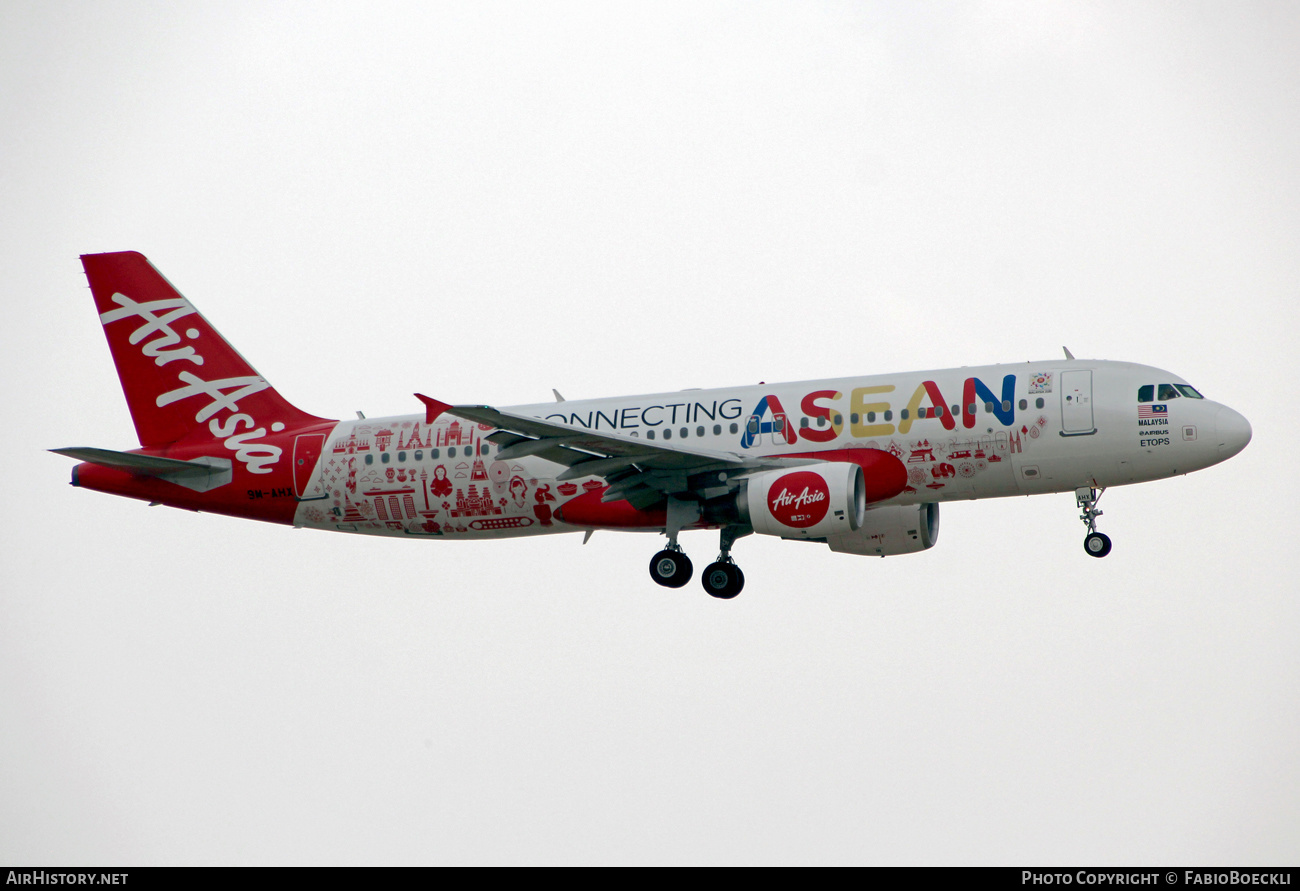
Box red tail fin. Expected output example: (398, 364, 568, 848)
(81, 251, 327, 447)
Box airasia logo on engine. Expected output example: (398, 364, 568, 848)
(767, 471, 830, 528)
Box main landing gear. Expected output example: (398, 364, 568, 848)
(1076, 486, 1112, 558)
(648, 524, 750, 599)
(649, 544, 692, 588)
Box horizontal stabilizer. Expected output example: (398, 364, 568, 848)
(51, 447, 233, 492)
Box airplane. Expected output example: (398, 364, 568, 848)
(55, 251, 1253, 598)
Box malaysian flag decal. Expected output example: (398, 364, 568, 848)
(1138, 404, 1168, 419)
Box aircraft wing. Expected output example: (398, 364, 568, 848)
(415, 394, 799, 507)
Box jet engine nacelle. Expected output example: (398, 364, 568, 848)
(824, 503, 939, 557)
(739, 463, 866, 539)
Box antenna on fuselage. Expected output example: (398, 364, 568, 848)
(1062, 347, 1075, 360)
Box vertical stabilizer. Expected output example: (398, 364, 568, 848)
(81, 251, 327, 447)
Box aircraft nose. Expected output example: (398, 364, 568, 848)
(1215, 405, 1252, 459)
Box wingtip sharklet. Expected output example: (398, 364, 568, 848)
(414, 393, 452, 425)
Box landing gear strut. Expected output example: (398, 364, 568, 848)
(701, 525, 750, 599)
(1076, 486, 1112, 558)
(650, 498, 697, 588)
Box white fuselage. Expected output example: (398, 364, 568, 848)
(292, 360, 1250, 540)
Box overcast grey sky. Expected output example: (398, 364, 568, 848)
(2, 1, 1297, 865)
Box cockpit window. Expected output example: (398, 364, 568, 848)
(1138, 385, 1154, 403)
(1175, 384, 1204, 399)
(1157, 384, 1180, 401)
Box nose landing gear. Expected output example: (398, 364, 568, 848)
(1076, 486, 1112, 558)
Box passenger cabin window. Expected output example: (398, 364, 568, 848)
(1138, 385, 1154, 403)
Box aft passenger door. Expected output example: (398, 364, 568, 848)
(293, 433, 329, 500)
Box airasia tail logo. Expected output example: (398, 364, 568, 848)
(100, 292, 284, 474)
(768, 471, 830, 528)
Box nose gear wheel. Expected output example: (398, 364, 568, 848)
(1076, 487, 1112, 558)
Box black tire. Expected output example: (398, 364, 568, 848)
(1084, 532, 1112, 558)
(649, 549, 693, 588)
(702, 561, 743, 599)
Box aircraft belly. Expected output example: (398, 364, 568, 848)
(1010, 454, 1117, 491)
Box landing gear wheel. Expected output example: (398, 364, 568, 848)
(1084, 532, 1112, 558)
(649, 549, 693, 588)
(702, 561, 745, 599)
(1075, 487, 1112, 559)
